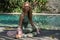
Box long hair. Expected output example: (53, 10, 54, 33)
(22, 2, 32, 20)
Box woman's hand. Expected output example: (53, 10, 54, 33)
(15, 27, 23, 38)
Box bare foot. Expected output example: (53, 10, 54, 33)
(15, 27, 23, 38)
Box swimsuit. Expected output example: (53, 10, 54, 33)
(23, 15, 29, 23)
(22, 15, 29, 28)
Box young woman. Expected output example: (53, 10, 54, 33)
(16, 2, 40, 38)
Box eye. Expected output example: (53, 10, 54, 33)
(24, 6, 29, 8)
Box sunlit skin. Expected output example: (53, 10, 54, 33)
(16, 2, 40, 38)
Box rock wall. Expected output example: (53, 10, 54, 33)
(46, 0, 60, 13)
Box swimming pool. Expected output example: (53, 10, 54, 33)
(0, 14, 60, 30)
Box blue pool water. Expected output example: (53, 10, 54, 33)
(0, 14, 60, 29)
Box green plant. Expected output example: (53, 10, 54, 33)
(0, 0, 47, 13)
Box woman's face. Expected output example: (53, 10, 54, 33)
(24, 3, 30, 11)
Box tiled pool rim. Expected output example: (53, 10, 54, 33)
(0, 13, 60, 15)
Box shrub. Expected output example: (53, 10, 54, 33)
(0, 0, 47, 13)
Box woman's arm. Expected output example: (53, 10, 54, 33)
(18, 13, 24, 28)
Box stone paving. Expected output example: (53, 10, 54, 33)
(0, 27, 60, 40)
(0, 36, 59, 40)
